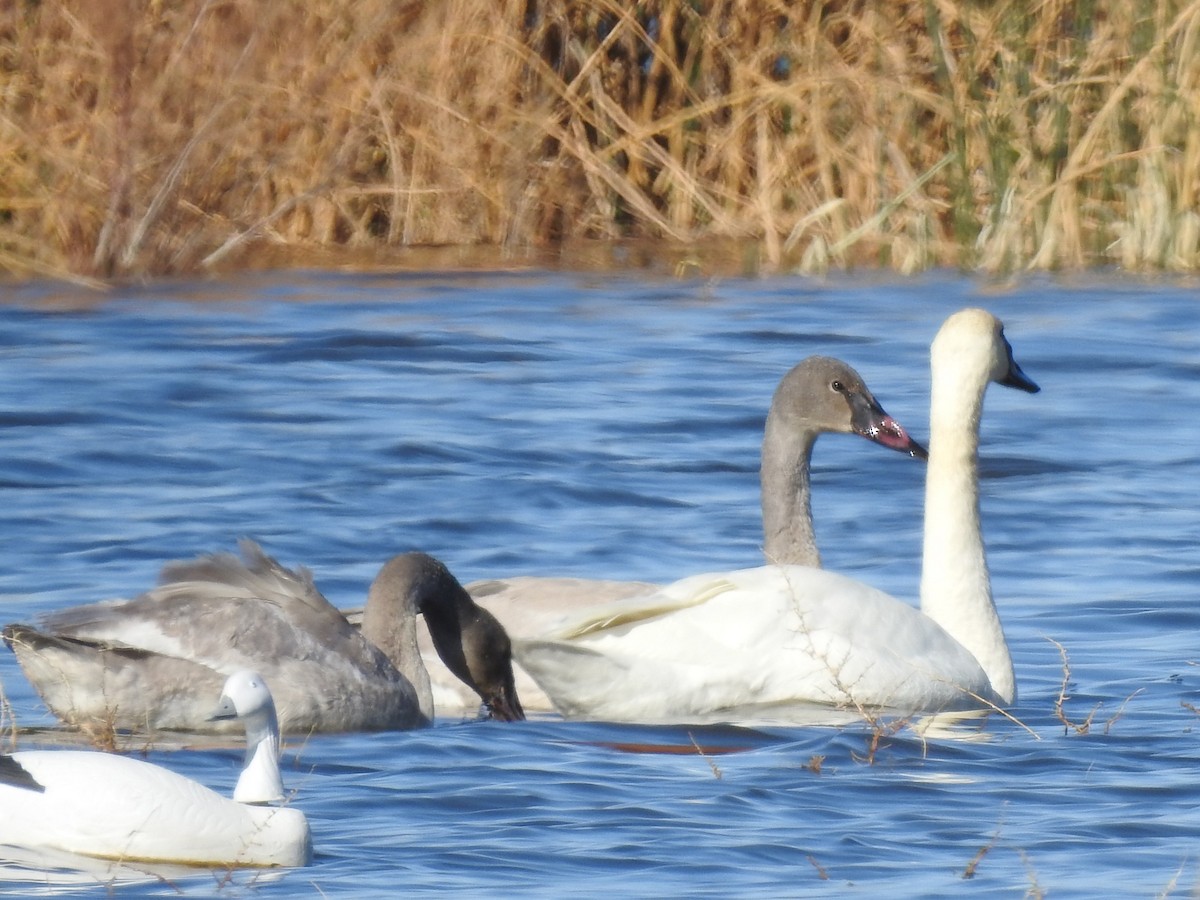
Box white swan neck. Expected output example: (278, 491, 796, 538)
(234, 712, 285, 804)
(919, 366, 1016, 705)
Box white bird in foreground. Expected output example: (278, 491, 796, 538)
(515, 309, 1039, 722)
(0, 670, 312, 868)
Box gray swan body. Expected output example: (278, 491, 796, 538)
(5, 543, 524, 734)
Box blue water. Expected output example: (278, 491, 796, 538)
(0, 271, 1197, 897)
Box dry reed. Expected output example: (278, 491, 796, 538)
(962, 824, 1001, 879)
(3, 0, 1199, 279)
(0, 680, 14, 752)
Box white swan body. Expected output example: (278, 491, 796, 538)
(0, 671, 311, 868)
(4, 546, 524, 733)
(418, 356, 925, 714)
(516, 565, 997, 720)
(516, 309, 1038, 721)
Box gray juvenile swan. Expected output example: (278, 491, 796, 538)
(515, 309, 1038, 721)
(4, 543, 524, 734)
(416, 355, 926, 713)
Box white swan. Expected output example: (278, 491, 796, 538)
(0, 670, 311, 868)
(4, 545, 524, 734)
(514, 309, 1038, 721)
(413, 355, 926, 713)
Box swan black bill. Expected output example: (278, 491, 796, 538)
(1001, 359, 1040, 394)
(1000, 335, 1040, 394)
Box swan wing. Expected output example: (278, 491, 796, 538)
(537, 572, 741, 640)
(38, 541, 347, 663)
(517, 566, 997, 721)
(7, 544, 414, 732)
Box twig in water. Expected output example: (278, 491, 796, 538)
(687, 732, 723, 779)
(1153, 858, 1188, 899)
(1103, 689, 1144, 735)
(851, 713, 909, 765)
(963, 825, 1002, 879)
(0, 681, 15, 752)
(1049, 637, 1099, 735)
(1020, 849, 1045, 899)
(960, 688, 1040, 740)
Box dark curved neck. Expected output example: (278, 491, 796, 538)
(362, 579, 433, 719)
(420, 585, 479, 690)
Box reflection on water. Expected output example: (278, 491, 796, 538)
(0, 272, 1198, 896)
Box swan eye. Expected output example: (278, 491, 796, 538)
(830, 380, 845, 394)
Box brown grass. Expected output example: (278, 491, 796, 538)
(1050, 637, 1099, 734)
(1049, 636, 1143, 736)
(686, 730, 724, 778)
(962, 824, 1000, 879)
(0, 680, 14, 752)
(806, 853, 829, 880)
(3, 0, 1200, 280)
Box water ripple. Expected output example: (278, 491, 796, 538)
(0, 273, 1197, 896)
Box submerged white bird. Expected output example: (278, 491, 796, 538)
(4, 546, 524, 734)
(515, 309, 1039, 721)
(0, 670, 312, 868)
(418, 355, 926, 714)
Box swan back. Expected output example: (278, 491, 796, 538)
(920, 309, 1039, 706)
(761, 356, 926, 566)
(516, 565, 999, 721)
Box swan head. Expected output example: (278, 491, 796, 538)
(210, 670, 277, 723)
(210, 670, 286, 804)
(453, 603, 527, 722)
(932, 309, 1040, 395)
(772, 356, 927, 458)
(372, 553, 527, 722)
